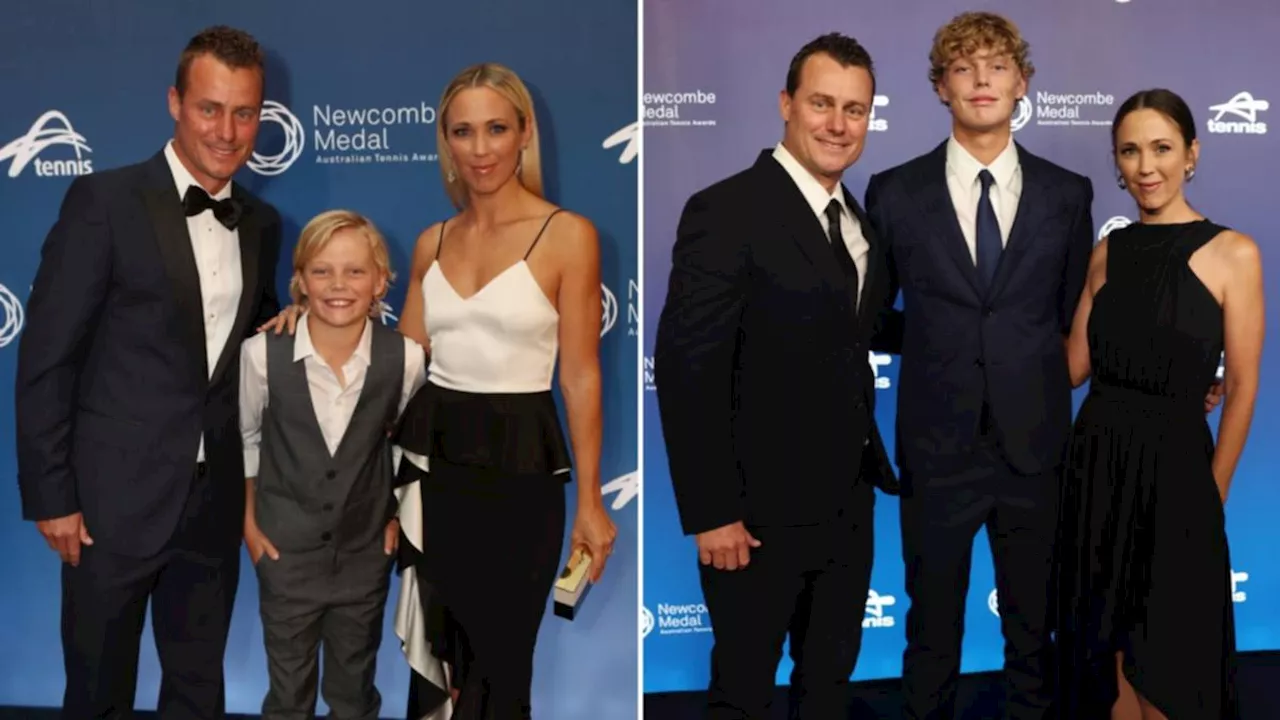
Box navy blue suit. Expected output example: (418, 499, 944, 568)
(15, 150, 282, 719)
(865, 140, 1093, 720)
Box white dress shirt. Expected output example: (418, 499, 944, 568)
(238, 314, 429, 478)
(163, 141, 243, 463)
(772, 142, 869, 308)
(945, 134, 1022, 264)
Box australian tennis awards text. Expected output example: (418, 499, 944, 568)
(644, 91, 717, 127)
(312, 103, 436, 152)
(1034, 91, 1115, 125)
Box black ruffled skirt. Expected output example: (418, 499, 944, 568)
(394, 381, 570, 720)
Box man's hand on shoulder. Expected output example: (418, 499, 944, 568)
(36, 512, 93, 567)
(696, 520, 762, 571)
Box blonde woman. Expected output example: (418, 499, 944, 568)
(265, 63, 617, 719)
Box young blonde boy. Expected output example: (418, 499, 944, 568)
(239, 210, 426, 720)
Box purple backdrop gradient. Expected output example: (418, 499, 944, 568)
(641, 0, 1280, 693)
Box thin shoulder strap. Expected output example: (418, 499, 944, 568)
(524, 209, 564, 260)
(437, 218, 448, 256)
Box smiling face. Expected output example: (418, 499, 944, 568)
(167, 53, 262, 194)
(1115, 107, 1199, 216)
(442, 86, 531, 200)
(296, 228, 386, 330)
(778, 52, 875, 192)
(935, 47, 1027, 134)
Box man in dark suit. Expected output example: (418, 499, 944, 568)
(654, 33, 898, 719)
(15, 26, 282, 719)
(862, 13, 1090, 719)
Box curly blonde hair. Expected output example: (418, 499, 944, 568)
(928, 12, 1035, 89)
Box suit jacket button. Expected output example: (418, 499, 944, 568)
(321, 531, 332, 542)
(975, 358, 986, 367)
(326, 470, 336, 479)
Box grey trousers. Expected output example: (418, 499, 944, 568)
(255, 536, 393, 720)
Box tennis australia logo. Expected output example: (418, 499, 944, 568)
(1207, 92, 1268, 135)
(600, 471, 639, 511)
(863, 589, 897, 629)
(1231, 569, 1248, 603)
(0, 283, 24, 348)
(869, 352, 892, 390)
(1099, 215, 1132, 242)
(0, 110, 93, 178)
(869, 95, 889, 132)
(377, 300, 399, 327)
(643, 90, 717, 128)
(603, 121, 638, 164)
(654, 601, 712, 635)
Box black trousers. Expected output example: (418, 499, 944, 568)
(899, 435, 1059, 720)
(60, 463, 240, 720)
(699, 481, 875, 720)
(420, 464, 566, 720)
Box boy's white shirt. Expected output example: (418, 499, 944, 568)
(238, 312, 428, 492)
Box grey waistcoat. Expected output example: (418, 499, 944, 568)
(255, 323, 404, 553)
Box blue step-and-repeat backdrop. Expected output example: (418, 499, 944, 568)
(0, 1, 638, 718)
(641, 0, 1279, 692)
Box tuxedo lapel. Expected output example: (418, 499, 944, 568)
(140, 153, 208, 383)
(987, 145, 1050, 300)
(756, 153, 848, 305)
(912, 144, 982, 299)
(209, 182, 261, 387)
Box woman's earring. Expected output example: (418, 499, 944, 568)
(1185, 166, 1196, 182)
(1116, 174, 1127, 190)
(446, 170, 456, 183)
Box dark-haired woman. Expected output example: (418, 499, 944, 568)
(1054, 88, 1263, 719)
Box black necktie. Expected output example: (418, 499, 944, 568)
(975, 169, 1002, 290)
(825, 199, 860, 309)
(183, 185, 243, 230)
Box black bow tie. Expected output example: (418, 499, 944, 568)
(182, 185, 244, 230)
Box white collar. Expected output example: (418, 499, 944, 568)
(945, 134, 1020, 189)
(772, 141, 850, 221)
(163, 140, 233, 201)
(293, 311, 373, 366)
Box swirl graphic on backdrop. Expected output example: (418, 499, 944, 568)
(0, 110, 93, 178)
(641, 606, 655, 639)
(601, 282, 619, 337)
(988, 589, 1000, 617)
(1098, 215, 1133, 242)
(602, 121, 638, 164)
(600, 471, 639, 511)
(248, 101, 305, 176)
(1011, 97, 1033, 132)
(0, 283, 25, 348)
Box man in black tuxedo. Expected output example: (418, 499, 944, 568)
(862, 13, 1089, 719)
(654, 33, 898, 719)
(15, 26, 282, 719)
